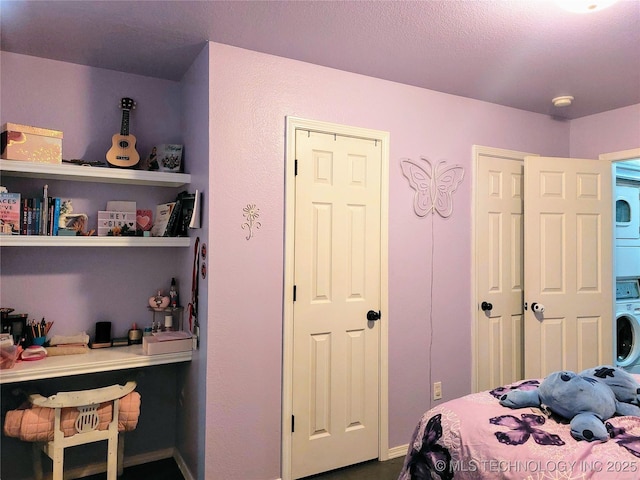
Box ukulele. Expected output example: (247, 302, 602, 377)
(106, 97, 140, 168)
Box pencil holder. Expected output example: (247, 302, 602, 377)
(32, 336, 46, 346)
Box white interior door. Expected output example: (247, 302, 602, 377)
(524, 156, 613, 378)
(291, 129, 383, 479)
(474, 147, 533, 391)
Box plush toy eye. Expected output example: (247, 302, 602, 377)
(561, 373, 572, 382)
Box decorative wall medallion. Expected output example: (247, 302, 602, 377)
(242, 204, 262, 240)
(400, 156, 465, 218)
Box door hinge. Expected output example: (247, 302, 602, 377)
(292, 414, 295, 433)
(295, 159, 298, 176)
(293, 285, 297, 302)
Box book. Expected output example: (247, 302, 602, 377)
(111, 337, 129, 347)
(41, 185, 49, 236)
(175, 192, 196, 236)
(163, 195, 183, 237)
(21, 198, 28, 235)
(26, 198, 34, 235)
(33, 197, 41, 234)
(51, 197, 61, 236)
(151, 202, 176, 237)
(0, 192, 21, 234)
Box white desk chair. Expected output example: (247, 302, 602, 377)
(29, 381, 137, 480)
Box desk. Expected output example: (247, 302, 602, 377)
(0, 345, 192, 384)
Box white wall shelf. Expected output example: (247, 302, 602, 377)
(0, 345, 192, 384)
(0, 235, 191, 247)
(0, 159, 191, 187)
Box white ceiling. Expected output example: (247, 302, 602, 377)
(1, 0, 639, 119)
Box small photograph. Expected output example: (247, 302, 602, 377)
(145, 144, 183, 172)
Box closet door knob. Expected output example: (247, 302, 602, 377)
(531, 302, 545, 314)
(367, 310, 381, 321)
(481, 301, 493, 312)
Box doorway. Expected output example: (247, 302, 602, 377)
(282, 117, 390, 480)
(473, 146, 616, 390)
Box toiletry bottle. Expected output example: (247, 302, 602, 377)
(170, 277, 179, 308)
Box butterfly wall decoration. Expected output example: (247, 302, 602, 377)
(400, 156, 465, 218)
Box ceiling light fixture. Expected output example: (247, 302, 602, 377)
(552, 96, 574, 107)
(556, 0, 618, 13)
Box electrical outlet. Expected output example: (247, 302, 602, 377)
(433, 381, 442, 400)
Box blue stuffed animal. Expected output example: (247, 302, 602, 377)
(499, 365, 640, 442)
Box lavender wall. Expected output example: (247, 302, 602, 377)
(177, 44, 210, 479)
(570, 104, 640, 158)
(205, 42, 569, 479)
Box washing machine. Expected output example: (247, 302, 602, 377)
(616, 278, 640, 373)
(616, 164, 640, 278)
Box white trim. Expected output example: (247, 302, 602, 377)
(599, 148, 640, 162)
(387, 444, 409, 459)
(282, 116, 390, 480)
(470, 145, 537, 393)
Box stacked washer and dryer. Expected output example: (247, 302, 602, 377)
(615, 161, 640, 373)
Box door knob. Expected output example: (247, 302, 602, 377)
(367, 310, 381, 321)
(531, 302, 545, 313)
(481, 301, 493, 312)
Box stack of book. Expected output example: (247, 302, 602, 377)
(0, 185, 62, 236)
(151, 190, 198, 237)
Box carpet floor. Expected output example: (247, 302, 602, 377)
(80, 455, 405, 480)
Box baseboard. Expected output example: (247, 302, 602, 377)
(123, 447, 175, 468)
(173, 448, 196, 480)
(38, 447, 175, 480)
(387, 444, 409, 459)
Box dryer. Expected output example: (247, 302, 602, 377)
(616, 278, 640, 373)
(616, 163, 640, 278)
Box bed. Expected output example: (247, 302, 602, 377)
(397, 378, 640, 480)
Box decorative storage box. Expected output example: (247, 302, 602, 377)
(1, 123, 63, 164)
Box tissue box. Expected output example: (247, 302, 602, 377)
(1, 123, 63, 164)
(142, 332, 192, 355)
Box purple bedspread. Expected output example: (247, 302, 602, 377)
(398, 379, 640, 479)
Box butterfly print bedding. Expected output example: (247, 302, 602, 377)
(398, 377, 640, 480)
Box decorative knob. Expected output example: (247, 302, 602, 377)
(531, 302, 545, 314)
(481, 301, 493, 312)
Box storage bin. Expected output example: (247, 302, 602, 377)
(1, 123, 63, 164)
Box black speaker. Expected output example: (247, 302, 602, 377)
(95, 321, 112, 344)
